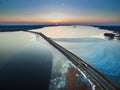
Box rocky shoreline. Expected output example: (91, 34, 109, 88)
(92, 25, 120, 40)
(104, 32, 120, 40)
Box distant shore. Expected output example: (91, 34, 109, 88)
(0, 25, 55, 32)
(92, 25, 120, 40)
(92, 25, 120, 33)
(0, 25, 120, 33)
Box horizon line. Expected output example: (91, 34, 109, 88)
(0, 23, 120, 26)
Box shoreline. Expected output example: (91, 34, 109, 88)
(0, 25, 55, 32)
(0, 25, 120, 33)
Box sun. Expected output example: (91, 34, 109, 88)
(45, 13, 67, 23)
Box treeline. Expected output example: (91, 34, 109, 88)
(0, 25, 55, 32)
(93, 25, 120, 33)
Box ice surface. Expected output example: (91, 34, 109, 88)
(31, 25, 120, 87)
(30, 26, 112, 39)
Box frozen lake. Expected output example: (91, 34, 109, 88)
(31, 25, 120, 87)
(0, 25, 120, 89)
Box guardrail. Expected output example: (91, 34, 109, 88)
(28, 31, 119, 90)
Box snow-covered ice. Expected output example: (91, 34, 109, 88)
(31, 25, 120, 87)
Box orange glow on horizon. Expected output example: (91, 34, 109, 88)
(0, 15, 119, 24)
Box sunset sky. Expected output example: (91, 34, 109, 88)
(0, 0, 120, 25)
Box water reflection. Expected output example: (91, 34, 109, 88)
(0, 42, 52, 90)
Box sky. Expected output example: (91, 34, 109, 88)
(0, 0, 120, 25)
